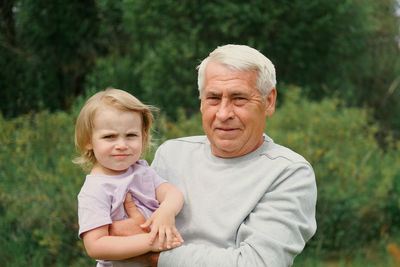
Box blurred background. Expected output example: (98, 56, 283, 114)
(1, 0, 400, 266)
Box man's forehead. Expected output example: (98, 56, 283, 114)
(203, 87, 254, 96)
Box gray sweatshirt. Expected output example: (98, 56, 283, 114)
(151, 134, 317, 267)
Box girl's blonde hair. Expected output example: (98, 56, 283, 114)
(73, 88, 155, 170)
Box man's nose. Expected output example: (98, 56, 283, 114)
(216, 99, 234, 121)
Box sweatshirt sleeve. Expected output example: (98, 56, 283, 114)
(158, 162, 317, 267)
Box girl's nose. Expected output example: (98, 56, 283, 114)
(116, 139, 128, 150)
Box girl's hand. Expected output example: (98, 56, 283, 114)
(149, 234, 183, 252)
(141, 205, 184, 250)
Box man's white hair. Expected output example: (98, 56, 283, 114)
(197, 44, 276, 99)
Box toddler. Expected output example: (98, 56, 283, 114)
(74, 88, 184, 266)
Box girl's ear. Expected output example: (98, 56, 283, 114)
(85, 143, 93, 150)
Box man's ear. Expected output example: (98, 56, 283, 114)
(200, 99, 204, 114)
(264, 88, 277, 117)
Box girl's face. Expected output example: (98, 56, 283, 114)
(87, 106, 143, 176)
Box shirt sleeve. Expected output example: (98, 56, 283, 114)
(77, 179, 113, 238)
(137, 159, 167, 188)
(158, 162, 317, 267)
(148, 166, 167, 189)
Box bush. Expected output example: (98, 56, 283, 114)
(0, 87, 399, 265)
(266, 86, 400, 251)
(0, 111, 92, 266)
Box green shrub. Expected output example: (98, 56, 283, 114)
(0, 87, 399, 265)
(0, 111, 92, 266)
(266, 86, 400, 251)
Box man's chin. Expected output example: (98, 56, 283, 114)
(211, 140, 241, 157)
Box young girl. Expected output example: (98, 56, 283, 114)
(74, 88, 184, 266)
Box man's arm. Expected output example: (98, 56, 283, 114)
(127, 252, 160, 267)
(109, 193, 150, 236)
(157, 163, 317, 267)
(109, 193, 160, 266)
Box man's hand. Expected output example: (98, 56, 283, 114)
(109, 193, 150, 236)
(132, 252, 160, 267)
(109, 193, 160, 266)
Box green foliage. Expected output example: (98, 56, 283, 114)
(0, 111, 92, 265)
(293, 242, 400, 267)
(83, 0, 400, 130)
(0, 0, 103, 117)
(83, 54, 144, 104)
(266, 86, 400, 251)
(153, 109, 204, 144)
(2, 0, 400, 139)
(0, 87, 399, 264)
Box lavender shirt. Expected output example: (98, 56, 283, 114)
(78, 160, 167, 238)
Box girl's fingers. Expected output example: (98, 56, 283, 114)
(165, 228, 173, 249)
(148, 226, 158, 244)
(172, 227, 184, 242)
(158, 227, 166, 250)
(171, 240, 183, 248)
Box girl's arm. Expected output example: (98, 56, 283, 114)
(141, 183, 184, 249)
(82, 224, 174, 260)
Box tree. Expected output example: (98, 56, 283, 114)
(2, 0, 399, 138)
(86, 0, 400, 132)
(0, 0, 101, 116)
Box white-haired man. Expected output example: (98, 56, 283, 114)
(111, 44, 317, 267)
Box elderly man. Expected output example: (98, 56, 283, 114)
(112, 44, 317, 266)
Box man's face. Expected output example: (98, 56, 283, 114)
(200, 61, 276, 158)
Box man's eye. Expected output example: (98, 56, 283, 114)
(234, 97, 247, 105)
(207, 97, 220, 104)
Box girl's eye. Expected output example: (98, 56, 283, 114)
(127, 133, 137, 137)
(103, 135, 115, 139)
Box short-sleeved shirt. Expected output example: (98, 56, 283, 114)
(78, 160, 167, 238)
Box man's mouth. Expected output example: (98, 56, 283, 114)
(215, 127, 240, 133)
